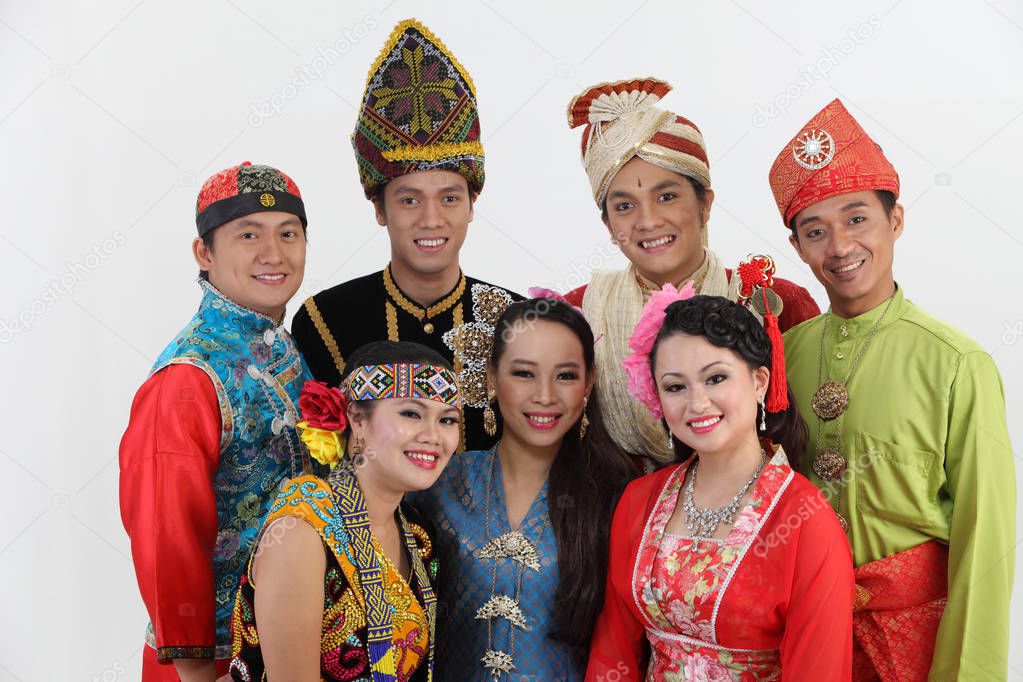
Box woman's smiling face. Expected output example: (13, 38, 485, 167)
(653, 332, 768, 458)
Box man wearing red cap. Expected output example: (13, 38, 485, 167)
(562, 78, 820, 469)
(771, 100, 1015, 680)
(119, 162, 320, 680)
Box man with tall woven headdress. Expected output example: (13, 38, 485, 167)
(563, 79, 820, 469)
(292, 18, 520, 453)
(772, 99, 1015, 680)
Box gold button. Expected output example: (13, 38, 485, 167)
(836, 351, 845, 359)
(423, 322, 434, 334)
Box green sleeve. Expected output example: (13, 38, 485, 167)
(930, 351, 1016, 680)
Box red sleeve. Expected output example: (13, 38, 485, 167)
(586, 478, 654, 681)
(119, 364, 222, 661)
(779, 481, 854, 681)
(773, 277, 821, 332)
(563, 284, 587, 308)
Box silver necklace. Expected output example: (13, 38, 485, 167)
(682, 450, 767, 538)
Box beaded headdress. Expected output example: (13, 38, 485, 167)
(352, 18, 485, 199)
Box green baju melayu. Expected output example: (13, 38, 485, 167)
(784, 285, 1015, 680)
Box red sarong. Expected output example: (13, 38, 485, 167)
(852, 540, 948, 682)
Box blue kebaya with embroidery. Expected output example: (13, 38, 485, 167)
(409, 447, 583, 681)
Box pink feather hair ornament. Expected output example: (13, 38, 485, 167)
(622, 281, 697, 419)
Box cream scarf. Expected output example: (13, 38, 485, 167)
(584, 248, 741, 464)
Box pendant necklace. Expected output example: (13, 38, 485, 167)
(811, 295, 895, 421)
(811, 295, 895, 531)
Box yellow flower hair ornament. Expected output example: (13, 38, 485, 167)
(297, 422, 345, 468)
(297, 380, 349, 468)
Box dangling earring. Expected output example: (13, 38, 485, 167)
(483, 389, 497, 437)
(667, 429, 674, 449)
(579, 397, 590, 441)
(351, 434, 364, 456)
(758, 397, 767, 433)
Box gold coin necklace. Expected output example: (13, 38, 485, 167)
(811, 295, 896, 532)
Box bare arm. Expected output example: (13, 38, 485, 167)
(172, 659, 216, 681)
(251, 517, 327, 681)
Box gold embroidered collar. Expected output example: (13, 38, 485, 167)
(383, 264, 467, 321)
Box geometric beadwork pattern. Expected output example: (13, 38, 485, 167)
(345, 363, 461, 406)
(352, 18, 484, 199)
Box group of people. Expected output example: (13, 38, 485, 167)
(118, 18, 1015, 682)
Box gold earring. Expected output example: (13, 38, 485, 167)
(579, 397, 590, 441)
(351, 435, 364, 456)
(483, 390, 497, 437)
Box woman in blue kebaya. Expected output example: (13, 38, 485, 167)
(409, 298, 636, 680)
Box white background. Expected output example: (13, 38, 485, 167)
(1, 1, 1020, 679)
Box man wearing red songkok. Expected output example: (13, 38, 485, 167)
(119, 162, 320, 680)
(771, 100, 1015, 680)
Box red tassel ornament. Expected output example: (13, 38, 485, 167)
(737, 254, 789, 413)
(762, 296, 789, 412)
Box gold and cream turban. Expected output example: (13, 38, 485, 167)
(567, 78, 710, 207)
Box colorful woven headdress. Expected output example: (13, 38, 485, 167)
(567, 78, 711, 208)
(769, 99, 900, 227)
(352, 18, 485, 200)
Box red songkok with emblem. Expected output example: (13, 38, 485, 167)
(769, 99, 899, 227)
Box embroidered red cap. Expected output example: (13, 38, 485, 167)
(769, 99, 899, 227)
(195, 161, 306, 236)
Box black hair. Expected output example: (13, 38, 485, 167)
(342, 341, 452, 429)
(789, 189, 896, 241)
(649, 295, 807, 469)
(601, 173, 707, 222)
(490, 298, 636, 660)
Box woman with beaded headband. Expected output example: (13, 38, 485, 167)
(410, 298, 635, 680)
(562, 79, 820, 469)
(229, 341, 461, 681)
(587, 290, 853, 681)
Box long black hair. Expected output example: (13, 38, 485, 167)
(649, 295, 807, 468)
(490, 298, 636, 660)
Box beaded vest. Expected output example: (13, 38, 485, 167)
(149, 280, 313, 656)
